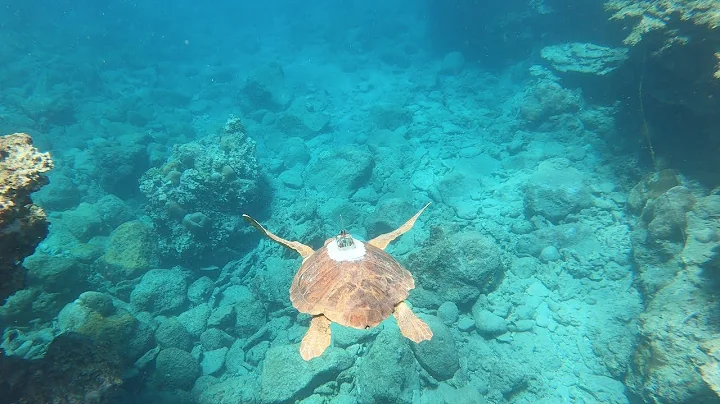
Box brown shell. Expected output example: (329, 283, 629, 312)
(289, 239, 415, 329)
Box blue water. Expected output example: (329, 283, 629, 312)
(2, 1, 720, 403)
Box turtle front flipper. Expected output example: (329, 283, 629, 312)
(368, 202, 431, 250)
(394, 301, 433, 343)
(242, 214, 314, 260)
(300, 315, 332, 360)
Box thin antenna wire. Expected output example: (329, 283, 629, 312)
(336, 214, 354, 248)
(639, 52, 656, 168)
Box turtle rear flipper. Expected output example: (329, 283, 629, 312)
(394, 301, 432, 343)
(300, 315, 332, 360)
(368, 202, 431, 250)
(243, 214, 314, 260)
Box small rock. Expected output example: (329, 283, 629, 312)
(457, 203, 478, 220)
(540, 246, 561, 262)
(332, 323, 377, 348)
(496, 333, 514, 343)
(457, 316, 476, 332)
(191, 375, 218, 400)
(200, 328, 234, 350)
(330, 393, 358, 404)
(527, 282, 551, 297)
(440, 51, 466, 75)
(511, 257, 541, 279)
(260, 345, 353, 403)
(510, 220, 534, 235)
(197, 375, 259, 404)
(411, 316, 460, 381)
(187, 277, 213, 305)
(178, 303, 211, 337)
(694, 227, 718, 243)
(473, 309, 507, 338)
(225, 339, 247, 375)
(535, 302, 552, 328)
(130, 268, 187, 315)
(154, 347, 200, 391)
(512, 319, 534, 332)
(514, 304, 535, 320)
(207, 305, 234, 329)
(156, 317, 192, 351)
(279, 168, 304, 189)
(201, 347, 228, 376)
(412, 170, 434, 191)
(437, 302, 459, 325)
(356, 325, 418, 403)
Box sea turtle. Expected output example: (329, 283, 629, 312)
(242, 202, 433, 360)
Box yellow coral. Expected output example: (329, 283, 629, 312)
(606, 0, 720, 44)
(701, 339, 720, 397)
(102, 220, 158, 279)
(0, 133, 53, 213)
(161, 161, 182, 175)
(606, 0, 720, 80)
(627, 14, 667, 45)
(77, 310, 137, 347)
(605, 0, 652, 20)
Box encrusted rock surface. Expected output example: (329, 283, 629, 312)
(0, 133, 53, 300)
(138, 116, 262, 265)
(625, 170, 720, 403)
(0, 332, 123, 403)
(541, 42, 629, 76)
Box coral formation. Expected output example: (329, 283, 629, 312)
(524, 158, 594, 223)
(0, 133, 53, 300)
(56, 291, 154, 365)
(303, 145, 375, 199)
(409, 226, 505, 307)
(100, 220, 159, 281)
(605, 0, 720, 46)
(541, 42, 629, 75)
(89, 133, 151, 198)
(139, 116, 263, 265)
(0, 332, 123, 403)
(625, 170, 720, 402)
(701, 338, 720, 397)
(240, 63, 292, 112)
(5, 5, 716, 401)
(519, 67, 583, 126)
(0, 194, 137, 327)
(603, 0, 720, 141)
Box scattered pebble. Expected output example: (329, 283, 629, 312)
(540, 246, 562, 262)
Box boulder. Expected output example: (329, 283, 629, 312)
(260, 345, 352, 403)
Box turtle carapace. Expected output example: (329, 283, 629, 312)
(242, 202, 433, 360)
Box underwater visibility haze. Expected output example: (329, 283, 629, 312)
(2, 0, 720, 403)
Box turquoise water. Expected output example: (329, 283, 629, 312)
(1, 1, 719, 403)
